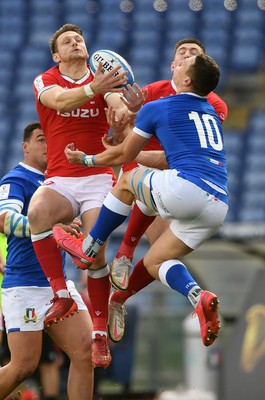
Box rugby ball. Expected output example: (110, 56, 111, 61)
(89, 49, 134, 88)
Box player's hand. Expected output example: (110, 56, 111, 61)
(69, 218, 82, 236)
(121, 83, 146, 114)
(101, 134, 115, 149)
(65, 143, 85, 165)
(54, 218, 82, 238)
(90, 61, 128, 94)
(105, 106, 129, 139)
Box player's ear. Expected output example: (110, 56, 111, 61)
(52, 53, 61, 63)
(184, 77, 192, 87)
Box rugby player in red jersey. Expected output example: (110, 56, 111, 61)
(28, 23, 132, 369)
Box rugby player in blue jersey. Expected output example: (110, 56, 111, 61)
(54, 53, 228, 347)
(0, 122, 94, 400)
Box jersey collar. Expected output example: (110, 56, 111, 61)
(60, 67, 91, 84)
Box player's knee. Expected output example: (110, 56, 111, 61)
(28, 200, 51, 230)
(144, 259, 159, 280)
(68, 337, 92, 365)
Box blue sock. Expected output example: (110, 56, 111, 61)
(158, 260, 199, 297)
(90, 204, 128, 242)
(83, 193, 132, 257)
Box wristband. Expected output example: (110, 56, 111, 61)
(128, 109, 138, 116)
(82, 155, 96, 166)
(84, 83, 95, 98)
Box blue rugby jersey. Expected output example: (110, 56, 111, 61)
(0, 163, 66, 288)
(133, 93, 228, 197)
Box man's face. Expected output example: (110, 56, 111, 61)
(23, 129, 47, 171)
(54, 31, 89, 63)
(171, 43, 203, 72)
(172, 55, 196, 89)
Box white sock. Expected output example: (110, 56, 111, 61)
(187, 286, 202, 308)
(56, 289, 70, 298)
(92, 330, 107, 339)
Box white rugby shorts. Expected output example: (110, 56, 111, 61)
(43, 174, 115, 217)
(2, 280, 87, 333)
(130, 168, 228, 249)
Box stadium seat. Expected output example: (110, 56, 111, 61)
(129, 46, 159, 70)
(0, 67, 13, 85)
(128, 64, 156, 88)
(200, 27, 230, 49)
(134, 0, 161, 11)
(0, 29, 24, 49)
(20, 47, 49, 68)
(166, 8, 198, 28)
(233, 26, 263, 43)
(29, 0, 61, 13)
(201, 8, 232, 28)
(62, 13, 97, 42)
(94, 30, 128, 53)
(249, 110, 265, 132)
(132, 9, 163, 30)
(13, 81, 36, 103)
(166, 0, 194, 9)
(230, 42, 263, 71)
(235, 8, 265, 26)
(238, 207, 265, 223)
(165, 28, 198, 49)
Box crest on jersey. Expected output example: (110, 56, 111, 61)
(0, 184, 10, 199)
(34, 75, 45, 91)
(24, 308, 37, 323)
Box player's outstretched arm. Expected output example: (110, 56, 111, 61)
(135, 150, 168, 170)
(38, 62, 128, 113)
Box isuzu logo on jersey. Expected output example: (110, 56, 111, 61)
(57, 108, 99, 118)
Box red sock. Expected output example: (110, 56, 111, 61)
(111, 258, 154, 304)
(32, 236, 67, 293)
(87, 273, 111, 332)
(116, 204, 156, 260)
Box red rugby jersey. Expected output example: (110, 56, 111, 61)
(33, 65, 115, 179)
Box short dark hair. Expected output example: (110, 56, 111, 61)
(49, 23, 83, 54)
(173, 38, 206, 57)
(188, 54, 220, 96)
(23, 122, 41, 142)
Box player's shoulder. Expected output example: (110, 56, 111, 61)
(2, 165, 40, 184)
(207, 91, 222, 102)
(143, 80, 175, 103)
(1, 165, 22, 182)
(207, 91, 228, 122)
(143, 79, 171, 91)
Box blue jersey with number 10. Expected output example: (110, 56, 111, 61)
(134, 93, 227, 194)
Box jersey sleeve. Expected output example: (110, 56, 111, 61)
(33, 71, 59, 102)
(133, 102, 158, 139)
(207, 92, 228, 123)
(0, 177, 25, 213)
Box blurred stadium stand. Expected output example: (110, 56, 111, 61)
(1, 1, 265, 397)
(0, 0, 264, 227)
(0, 0, 264, 222)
